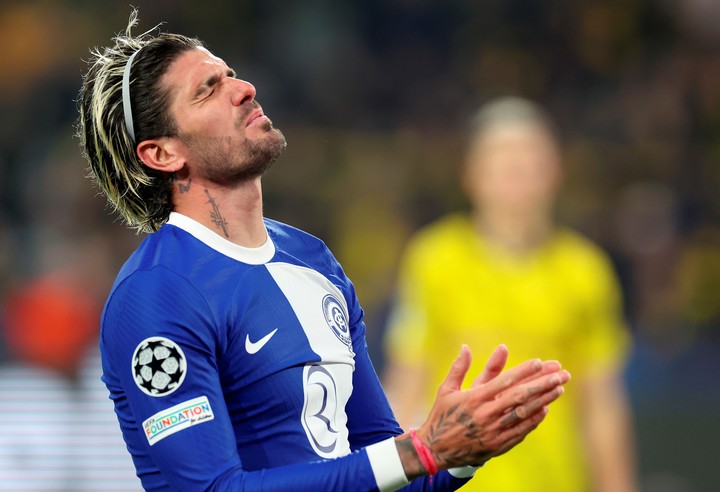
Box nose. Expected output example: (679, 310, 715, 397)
(231, 79, 256, 106)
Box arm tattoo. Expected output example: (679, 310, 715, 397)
(204, 189, 230, 238)
(396, 434, 425, 478)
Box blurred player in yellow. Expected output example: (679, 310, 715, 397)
(384, 97, 637, 492)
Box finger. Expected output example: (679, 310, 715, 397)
(437, 345, 472, 397)
(472, 344, 509, 387)
(481, 406, 549, 460)
(495, 370, 571, 411)
(499, 407, 521, 426)
(500, 385, 565, 426)
(509, 360, 562, 387)
(494, 363, 569, 401)
(479, 358, 542, 398)
(495, 406, 549, 450)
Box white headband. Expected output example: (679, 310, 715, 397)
(122, 49, 140, 143)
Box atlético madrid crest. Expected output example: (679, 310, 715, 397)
(321, 294, 352, 348)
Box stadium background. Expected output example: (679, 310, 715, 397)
(0, 0, 719, 490)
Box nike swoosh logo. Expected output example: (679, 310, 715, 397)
(245, 328, 278, 354)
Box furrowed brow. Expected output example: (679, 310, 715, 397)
(193, 69, 237, 99)
(193, 73, 220, 99)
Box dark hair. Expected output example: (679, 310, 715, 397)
(76, 10, 203, 232)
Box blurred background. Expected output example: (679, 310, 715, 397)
(0, 0, 719, 490)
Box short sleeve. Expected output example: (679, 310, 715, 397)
(566, 246, 631, 379)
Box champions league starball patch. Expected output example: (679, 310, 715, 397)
(132, 337, 187, 397)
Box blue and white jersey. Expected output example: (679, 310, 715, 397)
(100, 213, 473, 491)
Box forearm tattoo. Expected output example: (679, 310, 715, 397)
(204, 189, 230, 238)
(396, 434, 425, 478)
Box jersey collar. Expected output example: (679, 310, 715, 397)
(167, 212, 276, 265)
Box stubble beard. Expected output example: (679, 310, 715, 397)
(238, 120, 287, 181)
(183, 119, 287, 185)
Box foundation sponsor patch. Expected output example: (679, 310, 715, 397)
(142, 396, 214, 446)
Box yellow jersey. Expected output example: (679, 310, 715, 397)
(386, 214, 630, 492)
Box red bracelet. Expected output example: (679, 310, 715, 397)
(409, 428, 439, 479)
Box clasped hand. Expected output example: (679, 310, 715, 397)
(414, 344, 570, 471)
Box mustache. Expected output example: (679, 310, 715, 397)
(235, 100, 261, 128)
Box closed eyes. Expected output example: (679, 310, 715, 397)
(195, 68, 237, 100)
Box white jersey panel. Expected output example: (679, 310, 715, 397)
(266, 262, 355, 459)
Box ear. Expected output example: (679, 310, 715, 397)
(136, 137, 186, 173)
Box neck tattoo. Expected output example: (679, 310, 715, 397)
(204, 189, 230, 238)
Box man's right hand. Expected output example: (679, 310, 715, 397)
(395, 344, 570, 479)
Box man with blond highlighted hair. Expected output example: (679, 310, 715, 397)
(78, 12, 570, 491)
